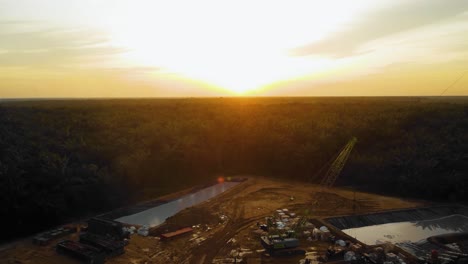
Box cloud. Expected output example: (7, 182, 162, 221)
(261, 58, 468, 96)
(0, 47, 126, 67)
(0, 21, 126, 67)
(290, 0, 468, 58)
(0, 28, 107, 50)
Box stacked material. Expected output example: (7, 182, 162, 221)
(33, 225, 77, 246)
(398, 239, 468, 263)
(326, 205, 468, 230)
(79, 233, 126, 257)
(56, 240, 105, 264)
(56, 218, 130, 263)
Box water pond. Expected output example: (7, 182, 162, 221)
(342, 214, 468, 245)
(116, 182, 240, 227)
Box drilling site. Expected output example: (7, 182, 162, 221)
(5, 175, 461, 264)
(1, 136, 468, 264)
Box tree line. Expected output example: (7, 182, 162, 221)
(0, 97, 466, 241)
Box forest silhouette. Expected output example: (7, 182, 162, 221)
(0, 97, 466, 241)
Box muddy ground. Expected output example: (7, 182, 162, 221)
(0, 177, 424, 264)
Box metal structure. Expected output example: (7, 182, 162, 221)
(56, 217, 130, 263)
(56, 240, 105, 264)
(160, 227, 193, 241)
(260, 210, 308, 257)
(260, 235, 306, 256)
(33, 225, 77, 246)
(439, 70, 468, 96)
(79, 233, 126, 257)
(320, 137, 357, 188)
(87, 217, 129, 241)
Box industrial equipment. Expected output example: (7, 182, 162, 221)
(33, 225, 77, 246)
(260, 235, 306, 257)
(86, 217, 129, 241)
(56, 240, 105, 264)
(319, 137, 357, 188)
(79, 233, 126, 257)
(56, 217, 130, 263)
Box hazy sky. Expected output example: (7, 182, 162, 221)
(1, 0, 467, 97)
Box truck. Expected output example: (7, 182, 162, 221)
(260, 235, 306, 257)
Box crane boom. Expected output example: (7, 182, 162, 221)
(320, 137, 357, 188)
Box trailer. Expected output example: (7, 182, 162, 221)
(260, 235, 305, 257)
(160, 227, 193, 241)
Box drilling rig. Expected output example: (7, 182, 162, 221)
(260, 138, 358, 257)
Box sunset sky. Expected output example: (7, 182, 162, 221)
(1, 0, 467, 97)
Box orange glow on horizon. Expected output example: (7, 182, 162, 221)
(1, 0, 468, 97)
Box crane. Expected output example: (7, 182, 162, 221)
(310, 137, 358, 214)
(319, 137, 358, 188)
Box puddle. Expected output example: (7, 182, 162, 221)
(342, 214, 468, 245)
(116, 182, 239, 227)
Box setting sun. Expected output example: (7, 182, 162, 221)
(104, 1, 365, 94)
(1, 1, 468, 263)
(1, 0, 467, 97)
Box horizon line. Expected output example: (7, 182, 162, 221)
(1, 95, 468, 102)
